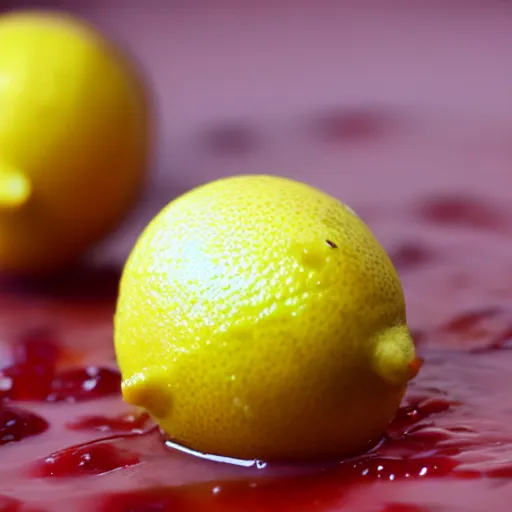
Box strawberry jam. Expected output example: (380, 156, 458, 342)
(33, 440, 141, 478)
(0, 406, 49, 446)
(1, 105, 512, 512)
(0, 337, 120, 404)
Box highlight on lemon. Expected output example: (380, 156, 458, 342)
(114, 175, 420, 462)
(0, 10, 152, 274)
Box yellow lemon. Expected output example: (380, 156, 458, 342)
(0, 10, 151, 274)
(114, 175, 419, 461)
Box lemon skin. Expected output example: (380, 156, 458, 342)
(114, 175, 419, 461)
(0, 11, 151, 274)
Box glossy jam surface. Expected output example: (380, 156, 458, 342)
(1, 110, 512, 511)
(0, 406, 49, 446)
(0, 331, 120, 403)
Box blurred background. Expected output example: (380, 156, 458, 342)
(3, 0, 512, 268)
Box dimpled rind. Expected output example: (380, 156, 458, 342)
(114, 175, 417, 461)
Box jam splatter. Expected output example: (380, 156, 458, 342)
(201, 123, 260, 155)
(33, 440, 140, 477)
(308, 107, 399, 143)
(0, 330, 60, 402)
(46, 366, 121, 403)
(67, 412, 151, 433)
(336, 455, 458, 481)
(390, 397, 454, 431)
(417, 195, 507, 232)
(390, 242, 436, 271)
(0, 406, 49, 446)
(1, 333, 120, 403)
(437, 307, 512, 352)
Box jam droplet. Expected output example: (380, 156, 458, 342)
(1, 361, 121, 403)
(201, 123, 259, 155)
(390, 397, 453, 431)
(0, 406, 49, 446)
(67, 412, 150, 433)
(338, 455, 458, 481)
(418, 195, 506, 231)
(47, 366, 121, 403)
(309, 107, 398, 143)
(33, 441, 140, 477)
(1, 330, 60, 402)
(390, 242, 435, 271)
(439, 307, 512, 351)
(1, 332, 120, 403)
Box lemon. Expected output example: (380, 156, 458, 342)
(114, 175, 419, 461)
(0, 10, 151, 274)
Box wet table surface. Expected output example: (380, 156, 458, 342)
(1, 2, 512, 511)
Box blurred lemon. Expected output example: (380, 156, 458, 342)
(114, 175, 419, 461)
(0, 10, 151, 274)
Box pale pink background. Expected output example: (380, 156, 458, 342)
(5, 1, 512, 265)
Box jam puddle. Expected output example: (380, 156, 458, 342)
(2, 184, 512, 511)
(2, 343, 512, 511)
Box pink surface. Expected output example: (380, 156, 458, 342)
(8, 1, 510, 263)
(60, 1, 511, 265)
(1, 3, 512, 511)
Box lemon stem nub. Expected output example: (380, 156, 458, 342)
(372, 325, 419, 385)
(121, 368, 173, 419)
(0, 164, 31, 210)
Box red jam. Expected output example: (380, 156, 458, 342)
(33, 440, 141, 477)
(0, 495, 22, 512)
(1, 111, 512, 511)
(0, 406, 49, 446)
(67, 412, 151, 433)
(0, 333, 120, 403)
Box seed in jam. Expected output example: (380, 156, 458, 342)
(0, 406, 49, 445)
(33, 441, 140, 477)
